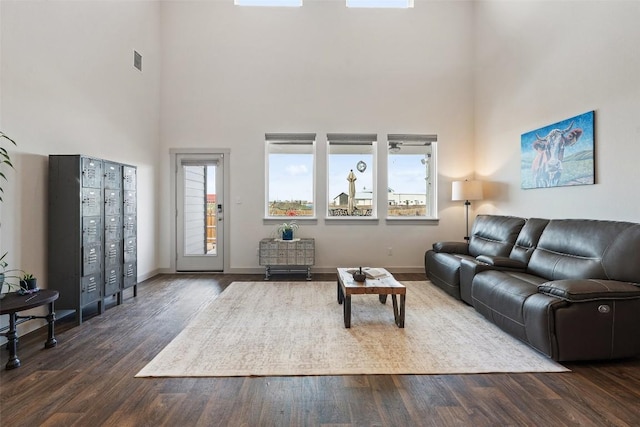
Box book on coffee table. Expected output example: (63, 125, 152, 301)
(345, 267, 389, 279)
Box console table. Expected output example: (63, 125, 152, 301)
(0, 289, 59, 370)
(259, 238, 315, 280)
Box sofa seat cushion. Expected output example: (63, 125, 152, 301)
(471, 271, 547, 341)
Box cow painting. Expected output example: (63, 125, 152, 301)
(530, 122, 584, 187)
(521, 111, 594, 189)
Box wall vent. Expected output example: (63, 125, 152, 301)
(133, 50, 142, 71)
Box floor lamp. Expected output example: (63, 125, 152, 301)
(452, 180, 484, 242)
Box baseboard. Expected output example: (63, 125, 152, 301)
(140, 266, 425, 277)
(227, 266, 425, 275)
(139, 268, 168, 281)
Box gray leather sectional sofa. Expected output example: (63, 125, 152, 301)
(425, 215, 640, 362)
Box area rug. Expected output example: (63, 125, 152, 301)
(136, 281, 568, 377)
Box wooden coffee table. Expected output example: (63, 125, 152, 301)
(336, 268, 406, 328)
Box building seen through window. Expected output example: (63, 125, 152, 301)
(327, 134, 377, 217)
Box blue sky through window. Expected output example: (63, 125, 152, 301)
(269, 153, 314, 202)
(267, 153, 428, 203)
(388, 154, 429, 194)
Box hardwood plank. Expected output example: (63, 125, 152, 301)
(1, 273, 640, 426)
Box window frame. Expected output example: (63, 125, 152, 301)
(326, 133, 378, 220)
(386, 134, 438, 220)
(264, 133, 317, 219)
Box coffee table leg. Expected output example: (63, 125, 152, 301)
(337, 281, 343, 304)
(379, 294, 387, 304)
(391, 295, 405, 328)
(391, 294, 405, 328)
(392, 295, 399, 324)
(343, 295, 351, 328)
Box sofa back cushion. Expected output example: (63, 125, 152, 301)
(509, 218, 550, 264)
(468, 215, 526, 258)
(528, 219, 640, 282)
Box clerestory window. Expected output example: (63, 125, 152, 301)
(235, 0, 413, 8)
(235, 0, 302, 7)
(346, 0, 413, 8)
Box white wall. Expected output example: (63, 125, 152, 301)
(6, 0, 635, 282)
(474, 1, 640, 222)
(0, 1, 161, 333)
(159, 0, 476, 272)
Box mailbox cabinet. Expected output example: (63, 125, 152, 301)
(48, 155, 137, 325)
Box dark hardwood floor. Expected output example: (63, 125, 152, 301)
(1, 273, 639, 426)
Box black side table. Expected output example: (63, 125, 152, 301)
(0, 289, 59, 370)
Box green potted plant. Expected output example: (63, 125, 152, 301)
(20, 273, 38, 291)
(0, 254, 27, 298)
(277, 220, 299, 240)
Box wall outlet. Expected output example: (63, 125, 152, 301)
(387, 247, 393, 256)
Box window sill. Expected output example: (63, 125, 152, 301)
(385, 217, 439, 225)
(263, 217, 318, 223)
(325, 216, 379, 223)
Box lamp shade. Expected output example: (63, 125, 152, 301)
(452, 180, 483, 201)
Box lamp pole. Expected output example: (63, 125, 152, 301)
(464, 199, 471, 241)
(452, 180, 483, 243)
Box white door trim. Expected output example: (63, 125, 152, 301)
(169, 148, 231, 273)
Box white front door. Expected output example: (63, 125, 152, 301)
(175, 153, 224, 271)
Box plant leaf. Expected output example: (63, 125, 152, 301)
(0, 133, 17, 145)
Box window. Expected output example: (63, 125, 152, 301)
(235, 0, 302, 7)
(346, 0, 413, 8)
(387, 134, 437, 218)
(265, 133, 316, 218)
(327, 133, 377, 217)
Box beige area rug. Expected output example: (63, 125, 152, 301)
(136, 281, 568, 377)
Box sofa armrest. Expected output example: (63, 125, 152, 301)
(475, 255, 527, 271)
(432, 241, 469, 255)
(538, 279, 640, 302)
